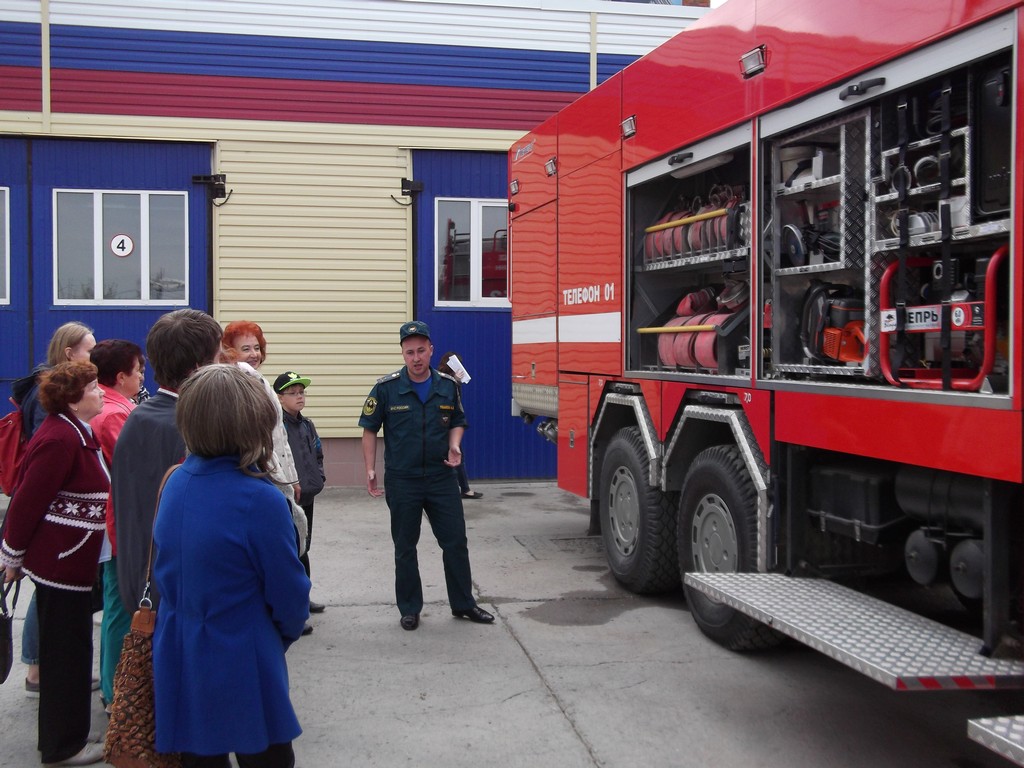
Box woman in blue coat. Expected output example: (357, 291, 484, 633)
(153, 364, 311, 767)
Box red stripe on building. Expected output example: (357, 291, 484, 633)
(50, 69, 578, 130)
(0, 66, 43, 111)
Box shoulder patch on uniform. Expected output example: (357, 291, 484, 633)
(376, 370, 402, 384)
(362, 396, 378, 416)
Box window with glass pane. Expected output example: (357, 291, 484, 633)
(435, 198, 509, 307)
(150, 195, 187, 300)
(481, 204, 508, 300)
(56, 192, 95, 301)
(102, 194, 141, 300)
(0, 188, 8, 305)
(54, 190, 188, 305)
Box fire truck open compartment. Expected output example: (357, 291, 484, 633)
(625, 44, 1014, 398)
(763, 48, 1014, 396)
(627, 127, 753, 380)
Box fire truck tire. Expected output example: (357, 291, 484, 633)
(678, 444, 780, 651)
(599, 427, 680, 594)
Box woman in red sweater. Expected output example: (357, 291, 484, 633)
(1, 361, 108, 767)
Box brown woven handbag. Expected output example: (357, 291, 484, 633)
(104, 465, 182, 768)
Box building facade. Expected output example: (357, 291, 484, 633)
(0, 0, 708, 484)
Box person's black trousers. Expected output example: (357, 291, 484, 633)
(34, 581, 93, 764)
(385, 471, 475, 616)
(298, 500, 314, 578)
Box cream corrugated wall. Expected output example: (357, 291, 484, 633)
(214, 123, 524, 437)
(215, 135, 420, 438)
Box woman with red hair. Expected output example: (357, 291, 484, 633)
(222, 320, 267, 369)
(221, 321, 318, 627)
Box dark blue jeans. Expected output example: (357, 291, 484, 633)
(385, 471, 475, 616)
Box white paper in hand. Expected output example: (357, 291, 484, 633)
(447, 354, 471, 384)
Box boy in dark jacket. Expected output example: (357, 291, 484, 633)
(274, 371, 327, 614)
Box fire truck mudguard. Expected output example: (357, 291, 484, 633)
(679, 445, 781, 650)
(599, 427, 679, 594)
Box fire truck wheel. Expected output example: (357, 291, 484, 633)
(678, 444, 780, 650)
(599, 427, 680, 594)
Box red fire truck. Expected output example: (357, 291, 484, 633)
(509, 0, 1024, 758)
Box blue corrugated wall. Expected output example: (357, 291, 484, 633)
(413, 150, 555, 481)
(0, 137, 212, 396)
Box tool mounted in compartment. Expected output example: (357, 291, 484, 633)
(799, 281, 866, 365)
(878, 244, 1007, 391)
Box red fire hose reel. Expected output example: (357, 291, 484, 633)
(878, 244, 1007, 391)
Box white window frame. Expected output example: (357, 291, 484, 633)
(0, 187, 9, 306)
(52, 188, 189, 306)
(434, 196, 510, 308)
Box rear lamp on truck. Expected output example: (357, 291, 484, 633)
(509, 179, 520, 196)
(544, 157, 558, 176)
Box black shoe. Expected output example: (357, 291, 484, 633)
(452, 606, 494, 624)
(301, 623, 314, 636)
(309, 601, 325, 614)
(400, 614, 419, 631)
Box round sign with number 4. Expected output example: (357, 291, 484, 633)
(110, 234, 135, 258)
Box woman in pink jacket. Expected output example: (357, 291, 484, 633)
(88, 339, 145, 712)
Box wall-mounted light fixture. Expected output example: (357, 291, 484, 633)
(192, 174, 227, 199)
(509, 179, 520, 196)
(739, 45, 767, 79)
(620, 115, 637, 139)
(669, 153, 734, 180)
(401, 178, 423, 195)
(544, 157, 558, 177)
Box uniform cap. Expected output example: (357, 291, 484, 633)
(399, 320, 431, 342)
(274, 370, 311, 393)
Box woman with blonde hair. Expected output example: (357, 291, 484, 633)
(15, 322, 96, 440)
(152, 364, 309, 767)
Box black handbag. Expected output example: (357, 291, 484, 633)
(1, 578, 20, 684)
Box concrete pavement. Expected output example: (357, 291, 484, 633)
(1, 482, 1020, 767)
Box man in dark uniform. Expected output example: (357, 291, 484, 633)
(359, 320, 493, 631)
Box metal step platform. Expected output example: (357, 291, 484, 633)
(969, 716, 1024, 766)
(684, 572, 1024, 690)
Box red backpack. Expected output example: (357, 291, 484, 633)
(0, 397, 27, 497)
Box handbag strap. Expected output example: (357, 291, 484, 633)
(140, 463, 181, 609)
(0, 578, 19, 618)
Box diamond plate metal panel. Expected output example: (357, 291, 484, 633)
(840, 114, 867, 272)
(685, 572, 1024, 690)
(969, 716, 1024, 766)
